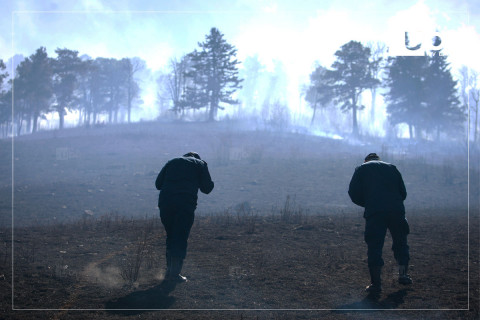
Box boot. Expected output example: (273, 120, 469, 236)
(166, 257, 187, 283)
(398, 265, 412, 285)
(365, 265, 382, 293)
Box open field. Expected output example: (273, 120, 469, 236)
(1, 211, 479, 319)
(0, 120, 478, 319)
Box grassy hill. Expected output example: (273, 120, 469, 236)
(0, 120, 474, 227)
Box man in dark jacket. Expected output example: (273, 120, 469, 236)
(348, 153, 412, 294)
(155, 152, 214, 282)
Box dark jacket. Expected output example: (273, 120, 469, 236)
(155, 156, 214, 208)
(348, 160, 407, 218)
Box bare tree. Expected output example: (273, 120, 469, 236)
(166, 55, 190, 117)
(366, 41, 386, 124)
(124, 57, 145, 123)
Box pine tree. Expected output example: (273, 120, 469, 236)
(15, 47, 53, 133)
(385, 53, 464, 140)
(0, 59, 7, 90)
(424, 52, 464, 139)
(52, 48, 82, 129)
(0, 60, 9, 136)
(328, 41, 379, 136)
(384, 55, 429, 139)
(185, 28, 242, 121)
(305, 64, 334, 126)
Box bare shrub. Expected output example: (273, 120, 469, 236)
(279, 195, 305, 224)
(209, 203, 257, 233)
(262, 100, 291, 131)
(234, 202, 257, 234)
(209, 209, 233, 227)
(119, 220, 152, 284)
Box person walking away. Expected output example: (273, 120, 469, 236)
(155, 152, 214, 282)
(348, 153, 412, 294)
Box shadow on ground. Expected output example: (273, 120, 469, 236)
(335, 288, 413, 312)
(105, 280, 177, 315)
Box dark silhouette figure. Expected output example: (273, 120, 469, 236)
(348, 153, 412, 294)
(155, 152, 214, 282)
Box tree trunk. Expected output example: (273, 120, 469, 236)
(351, 93, 359, 136)
(16, 116, 23, 136)
(370, 88, 377, 123)
(352, 105, 358, 136)
(58, 108, 64, 130)
(208, 100, 215, 121)
(26, 116, 31, 134)
(409, 124, 413, 140)
(127, 88, 132, 123)
(310, 105, 317, 126)
(32, 112, 39, 133)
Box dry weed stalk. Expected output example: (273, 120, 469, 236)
(120, 219, 152, 284)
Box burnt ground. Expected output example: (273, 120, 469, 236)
(0, 120, 478, 319)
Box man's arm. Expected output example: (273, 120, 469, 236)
(199, 161, 214, 194)
(397, 168, 407, 200)
(348, 167, 365, 207)
(155, 163, 167, 190)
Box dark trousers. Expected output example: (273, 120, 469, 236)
(159, 202, 195, 260)
(364, 213, 410, 267)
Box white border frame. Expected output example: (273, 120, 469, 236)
(10, 9, 473, 312)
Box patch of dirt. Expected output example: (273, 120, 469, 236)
(1, 211, 478, 319)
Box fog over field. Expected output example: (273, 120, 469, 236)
(0, 120, 476, 228)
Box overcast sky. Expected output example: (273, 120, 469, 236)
(1, 0, 479, 120)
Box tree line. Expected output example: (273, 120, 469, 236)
(304, 40, 474, 141)
(1, 27, 478, 141)
(0, 47, 144, 136)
